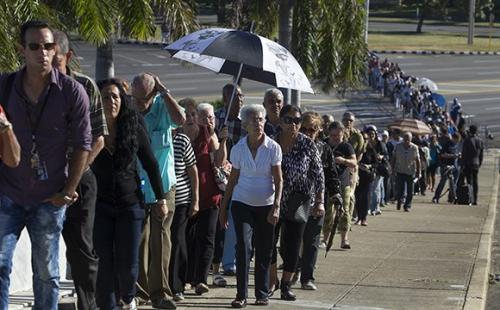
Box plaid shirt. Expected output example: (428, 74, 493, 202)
(215, 107, 246, 155)
(68, 68, 108, 139)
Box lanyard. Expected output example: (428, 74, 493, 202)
(25, 85, 51, 148)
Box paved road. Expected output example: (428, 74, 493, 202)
(369, 21, 500, 38)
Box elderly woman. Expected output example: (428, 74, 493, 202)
(270, 105, 325, 301)
(219, 104, 282, 308)
(295, 112, 336, 290)
(180, 99, 226, 295)
(92, 79, 165, 310)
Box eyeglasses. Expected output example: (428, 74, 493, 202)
(27, 42, 56, 51)
(132, 91, 156, 103)
(282, 116, 302, 125)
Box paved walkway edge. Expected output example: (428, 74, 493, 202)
(464, 156, 499, 310)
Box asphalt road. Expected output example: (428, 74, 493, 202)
(369, 21, 500, 37)
(73, 42, 500, 147)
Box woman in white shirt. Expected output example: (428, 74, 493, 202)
(219, 104, 283, 308)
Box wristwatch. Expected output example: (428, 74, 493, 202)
(159, 89, 171, 97)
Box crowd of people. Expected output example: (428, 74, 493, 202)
(0, 20, 486, 310)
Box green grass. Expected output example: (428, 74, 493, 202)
(368, 32, 500, 52)
(370, 16, 497, 28)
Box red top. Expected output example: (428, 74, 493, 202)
(192, 125, 221, 210)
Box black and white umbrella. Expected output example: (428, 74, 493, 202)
(165, 28, 314, 95)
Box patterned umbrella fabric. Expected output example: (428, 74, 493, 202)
(165, 28, 314, 93)
(388, 118, 433, 135)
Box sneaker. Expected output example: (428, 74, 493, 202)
(318, 241, 327, 249)
(152, 298, 177, 309)
(195, 283, 209, 295)
(173, 293, 184, 302)
(374, 209, 382, 215)
(301, 280, 318, 290)
(213, 273, 227, 287)
(432, 197, 439, 204)
(121, 298, 137, 310)
(184, 283, 192, 291)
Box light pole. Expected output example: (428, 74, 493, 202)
(365, 0, 370, 43)
(468, 0, 476, 45)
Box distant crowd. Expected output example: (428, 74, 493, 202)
(0, 20, 485, 310)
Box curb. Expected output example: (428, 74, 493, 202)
(463, 154, 499, 310)
(117, 39, 165, 47)
(372, 49, 500, 56)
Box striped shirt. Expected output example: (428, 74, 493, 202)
(69, 68, 109, 138)
(173, 132, 197, 206)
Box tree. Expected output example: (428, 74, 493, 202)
(0, 0, 198, 78)
(402, 0, 448, 33)
(247, 0, 368, 94)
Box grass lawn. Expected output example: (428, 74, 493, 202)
(370, 16, 497, 28)
(368, 32, 500, 51)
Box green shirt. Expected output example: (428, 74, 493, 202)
(345, 128, 365, 157)
(141, 94, 178, 203)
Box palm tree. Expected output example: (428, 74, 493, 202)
(247, 0, 368, 98)
(0, 0, 198, 79)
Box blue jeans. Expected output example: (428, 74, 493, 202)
(434, 166, 457, 202)
(395, 173, 414, 208)
(94, 201, 144, 310)
(0, 195, 66, 310)
(370, 175, 383, 212)
(222, 201, 237, 273)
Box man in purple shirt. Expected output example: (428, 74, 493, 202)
(0, 20, 91, 310)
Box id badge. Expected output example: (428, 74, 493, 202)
(31, 151, 48, 181)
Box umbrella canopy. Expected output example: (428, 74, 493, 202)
(430, 93, 446, 109)
(165, 28, 314, 93)
(416, 77, 438, 92)
(388, 118, 432, 135)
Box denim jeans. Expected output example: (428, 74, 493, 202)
(370, 175, 383, 212)
(222, 201, 237, 273)
(94, 201, 144, 310)
(0, 195, 66, 310)
(434, 166, 457, 202)
(395, 173, 415, 208)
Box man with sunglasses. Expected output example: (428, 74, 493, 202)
(131, 73, 185, 310)
(52, 30, 108, 310)
(0, 20, 91, 309)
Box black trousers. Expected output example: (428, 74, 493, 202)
(212, 219, 225, 265)
(168, 204, 190, 294)
(300, 215, 324, 283)
(462, 166, 479, 204)
(232, 201, 274, 300)
(62, 169, 99, 310)
(187, 208, 219, 285)
(355, 177, 372, 221)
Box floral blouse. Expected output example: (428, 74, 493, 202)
(275, 132, 325, 216)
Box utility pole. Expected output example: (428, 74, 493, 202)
(279, 0, 294, 105)
(468, 0, 476, 45)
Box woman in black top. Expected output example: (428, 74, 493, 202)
(270, 105, 324, 301)
(92, 79, 165, 310)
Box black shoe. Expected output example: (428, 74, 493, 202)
(404, 207, 410, 212)
(268, 279, 280, 297)
(280, 281, 296, 301)
(396, 202, 401, 210)
(231, 298, 247, 308)
(152, 298, 177, 309)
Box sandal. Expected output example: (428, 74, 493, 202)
(213, 273, 227, 287)
(231, 298, 247, 308)
(255, 299, 269, 306)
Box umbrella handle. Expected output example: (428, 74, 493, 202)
(224, 63, 244, 126)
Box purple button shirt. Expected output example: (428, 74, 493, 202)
(0, 68, 92, 205)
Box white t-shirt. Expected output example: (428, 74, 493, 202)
(231, 135, 282, 206)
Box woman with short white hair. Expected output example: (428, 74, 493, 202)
(220, 104, 283, 308)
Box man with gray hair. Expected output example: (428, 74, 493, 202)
(391, 132, 420, 211)
(262, 88, 283, 136)
(131, 73, 185, 309)
(53, 30, 108, 310)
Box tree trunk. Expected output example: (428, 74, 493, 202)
(95, 41, 114, 81)
(416, 8, 425, 33)
(217, 0, 226, 25)
(279, 0, 294, 105)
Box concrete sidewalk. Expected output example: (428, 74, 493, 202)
(10, 152, 499, 310)
(138, 151, 499, 310)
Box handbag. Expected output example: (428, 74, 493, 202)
(285, 192, 311, 223)
(376, 159, 391, 178)
(213, 160, 232, 192)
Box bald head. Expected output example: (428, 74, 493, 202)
(131, 73, 157, 111)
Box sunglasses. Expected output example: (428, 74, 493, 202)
(27, 42, 56, 51)
(282, 116, 302, 125)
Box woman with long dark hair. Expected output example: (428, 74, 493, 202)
(92, 79, 166, 310)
